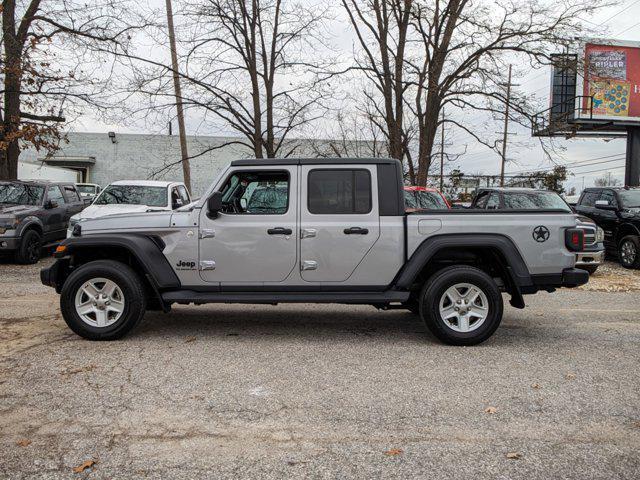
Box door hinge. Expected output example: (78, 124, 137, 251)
(199, 228, 216, 239)
(199, 260, 216, 271)
(301, 228, 317, 239)
(301, 260, 318, 271)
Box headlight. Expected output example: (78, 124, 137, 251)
(596, 227, 605, 243)
(0, 217, 19, 234)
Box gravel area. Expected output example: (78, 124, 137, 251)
(0, 258, 639, 479)
(579, 261, 640, 292)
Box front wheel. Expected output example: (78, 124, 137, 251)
(60, 260, 147, 340)
(15, 230, 41, 264)
(619, 236, 640, 269)
(419, 266, 503, 346)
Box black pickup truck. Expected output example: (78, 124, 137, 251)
(0, 180, 85, 263)
(575, 187, 640, 269)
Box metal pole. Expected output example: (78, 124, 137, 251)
(625, 126, 640, 187)
(500, 65, 512, 187)
(165, 0, 191, 193)
(440, 108, 445, 191)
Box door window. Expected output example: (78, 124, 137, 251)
(62, 185, 80, 202)
(599, 190, 618, 207)
(47, 186, 66, 205)
(307, 169, 371, 214)
(580, 190, 600, 207)
(220, 170, 289, 215)
(486, 193, 500, 209)
(177, 185, 190, 204)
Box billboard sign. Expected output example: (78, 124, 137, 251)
(580, 39, 640, 123)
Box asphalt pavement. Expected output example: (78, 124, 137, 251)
(1, 258, 639, 479)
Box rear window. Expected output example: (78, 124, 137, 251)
(404, 190, 448, 210)
(503, 191, 571, 211)
(308, 169, 371, 214)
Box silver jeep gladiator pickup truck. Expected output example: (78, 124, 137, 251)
(41, 158, 588, 345)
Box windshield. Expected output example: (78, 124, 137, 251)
(502, 191, 571, 212)
(94, 185, 167, 207)
(77, 185, 97, 194)
(404, 190, 448, 210)
(618, 190, 640, 208)
(0, 183, 45, 206)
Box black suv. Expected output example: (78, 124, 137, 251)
(0, 180, 85, 264)
(575, 187, 640, 269)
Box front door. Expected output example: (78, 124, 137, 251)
(299, 165, 380, 282)
(198, 166, 297, 284)
(43, 185, 67, 241)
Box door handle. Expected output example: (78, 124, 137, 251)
(267, 227, 292, 235)
(344, 227, 369, 235)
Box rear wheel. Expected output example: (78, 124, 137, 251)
(60, 260, 147, 340)
(420, 266, 503, 346)
(15, 229, 41, 264)
(618, 236, 640, 269)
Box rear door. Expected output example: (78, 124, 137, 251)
(299, 165, 380, 282)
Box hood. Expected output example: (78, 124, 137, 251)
(75, 204, 168, 220)
(0, 204, 39, 216)
(77, 209, 175, 234)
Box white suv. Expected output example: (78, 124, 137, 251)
(68, 180, 190, 237)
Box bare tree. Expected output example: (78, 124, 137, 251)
(341, 0, 611, 185)
(0, 0, 147, 180)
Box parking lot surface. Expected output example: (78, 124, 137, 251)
(1, 259, 639, 479)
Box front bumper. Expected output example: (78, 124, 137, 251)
(0, 236, 21, 251)
(575, 249, 605, 267)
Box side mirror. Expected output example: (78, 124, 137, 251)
(44, 200, 58, 209)
(595, 200, 617, 211)
(207, 191, 223, 218)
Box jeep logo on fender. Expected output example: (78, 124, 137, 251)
(176, 260, 196, 270)
(532, 225, 550, 243)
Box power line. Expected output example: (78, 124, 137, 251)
(505, 153, 626, 175)
(599, 0, 640, 25)
(568, 165, 626, 175)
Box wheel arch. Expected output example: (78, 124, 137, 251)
(17, 217, 44, 237)
(616, 223, 640, 246)
(393, 234, 530, 308)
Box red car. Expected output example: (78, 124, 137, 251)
(403, 186, 450, 212)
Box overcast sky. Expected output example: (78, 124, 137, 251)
(70, 0, 640, 191)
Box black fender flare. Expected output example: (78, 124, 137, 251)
(393, 233, 532, 308)
(53, 234, 181, 290)
(615, 222, 640, 245)
(17, 216, 44, 236)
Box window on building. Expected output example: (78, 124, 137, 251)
(308, 169, 371, 214)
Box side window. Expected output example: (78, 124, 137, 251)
(220, 170, 289, 215)
(599, 190, 618, 207)
(47, 185, 65, 205)
(308, 169, 371, 214)
(473, 191, 490, 209)
(486, 193, 500, 209)
(63, 185, 80, 202)
(177, 185, 190, 204)
(171, 187, 181, 209)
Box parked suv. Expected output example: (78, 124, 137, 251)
(471, 187, 605, 274)
(0, 180, 85, 263)
(575, 187, 640, 269)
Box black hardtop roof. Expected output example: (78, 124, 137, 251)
(230, 157, 401, 167)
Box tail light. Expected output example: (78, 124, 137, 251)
(565, 228, 584, 252)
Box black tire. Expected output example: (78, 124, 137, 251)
(580, 265, 599, 275)
(618, 235, 640, 269)
(419, 266, 503, 346)
(60, 260, 147, 340)
(15, 229, 42, 264)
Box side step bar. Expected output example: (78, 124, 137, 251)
(161, 290, 410, 305)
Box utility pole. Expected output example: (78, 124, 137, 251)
(499, 65, 515, 187)
(165, 0, 191, 193)
(440, 108, 445, 191)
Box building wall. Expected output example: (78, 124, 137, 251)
(19, 132, 382, 197)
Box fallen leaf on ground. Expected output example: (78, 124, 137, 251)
(72, 460, 96, 473)
(16, 439, 31, 447)
(532, 383, 541, 389)
(185, 336, 197, 343)
(484, 407, 497, 414)
(565, 373, 576, 380)
(384, 448, 403, 456)
(506, 452, 521, 459)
